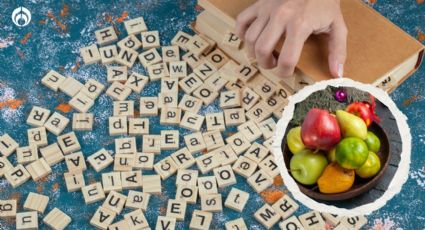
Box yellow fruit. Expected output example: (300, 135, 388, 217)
(317, 162, 355, 194)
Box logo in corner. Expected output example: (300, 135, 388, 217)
(12, 7, 31, 27)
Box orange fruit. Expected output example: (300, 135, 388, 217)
(317, 162, 355, 194)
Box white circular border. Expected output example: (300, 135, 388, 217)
(271, 78, 411, 216)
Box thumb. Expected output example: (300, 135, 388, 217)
(328, 16, 348, 78)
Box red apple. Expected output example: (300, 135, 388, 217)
(301, 109, 341, 151)
(346, 102, 373, 127)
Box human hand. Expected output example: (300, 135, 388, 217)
(235, 0, 347, 78)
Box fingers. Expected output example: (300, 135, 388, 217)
(235, 1, 260, 39)
(244, 17, 269, 58)
(328, 15, 348, 78)
(254, 13, 288, 69)
(277, 22, 312, 77)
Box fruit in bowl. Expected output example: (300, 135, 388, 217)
(318, 162, 355, 194)
(335, 137, 369, 169)
(289, 149, 328, 185)
(356, 151, 381, 178)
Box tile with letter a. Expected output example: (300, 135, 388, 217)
(160, 107, 181, 125)
(247, 168, 273, 193)
(41, 70, 66, 92)
(26, 158, 52, 181)
(72, 113, 93, 131)
(224, 188, 250, 213)
(82, 182, 105, 204)
(90, 206, 116, 229)
(95, 26, 118, 45)
(225, 218, 247, 230)
(80, 44, 101, 64)
(161, 77, 179, 93)
(299, 211, 326, 230)
(44, 112, 70, 136)
(254, 204, 280, 229)
(279, 216, 305, 230)
(223, 31, 242, 49)
(16, 211, 38, 230)
(107, 66, 128, 83)
(189, 210, 213, 230)
(272, 194, 299, 220)
(23, 192, 49, 214)
(184, 132, 206, 154)
(27, 106, 51, 127)
(244, 142, 269, 163)
(224, 108, 246, 127)
(124, 17, 147, 35)
(80, 79, 105, 100)
(43, 207, 72, 230)
(126, 190, 151, 211)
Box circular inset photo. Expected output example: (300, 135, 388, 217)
(272, 78, 411, 216)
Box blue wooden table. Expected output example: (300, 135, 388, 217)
(0, 0, 424, 229)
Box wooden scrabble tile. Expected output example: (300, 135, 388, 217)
(220, 90, 241, 109)
(322, 213, 341, 226)
(114, 153, 135, 171)
(219, 60, 239, 83)
(182, 52, 202, 69)
(27, 127, 48, 147)
(162, 46, 180, 63)
(39, 143, 64, 166)
(142, 135, 161, 154)
(80, 44, 101, 64)
(224, 108, 246, 127)
(178, 94, 202, 114)
(102, 171, 122, 193)
(139, 48, 162, 68)
(64, 152, 86, 172)
(299, 211, 326, 230)
(225, 218, 247, 230)
(171, 148, 196, 170)
(124, 17, 147, 35)
(223, 31, 241, 49)
(213, 165, 237, 188)
(42, 70, 66, 92)
(44, 112, 70, 136)
(80, 79, 105, 100)
(16, 211, 38, 230)
(95, 26, 118, 45)
(64, 171, 85, 192)
(108, 116, 128, 136)
(247, 101, 273, 123)
(43, 208, 71, 230)
(82, 182, 105, 204)
(247, 168, 273, 193)
(200, 193, 222, 212)
(99, 44, 118, 64)
(176, 169, 198, 186)
(27, 106, 51, 127)
(113, 101, 134, 117)
(189, 210, 212, 230)
(106, 81, 132, 101)
(72, 113, 93, 131)
(235, 64, 258, 83)
(141, 30, 161, 49)
(279, 216, 305, 230)
(258, 118, 276, 140)
(4, 164, 31, 188)
(241, 87, 260, 110)
(193, 84, 219, 105)
(156, 216, 176, 230)
(204, 72, 228, 92)
(184, 132, 206, 154)
(263, 94, 287, 114)
(225, 80, 245, 91)
(125, 72, 149, 93)
(259, 155, 280, 178)
(245, 143, 269, 163)
(0, 134, 18, 157)
(87, 148, 114, 172)
(248, 75, 278, 100)
(116, 48, 139, 68)
(102, 190, 127, 214)
(169, 61, 187, 78)
(176, 184, 198, 204)
(206, 112, 225, 131)
(238, 120, 262, 142)
(193, 61, 217, 81)
(115, 137, 137, 154)
(206, 48, 229, 69)
(203, 130, 225, 152)
(108, 219, 131, 230)
(340, 216, 367, 230)
(272, 195, 299, 220)
(124, 209, 150, 229)
(158, 92, 178, 108)
(213, 145, 238, 166)
(142, 174, 162, 194)
(57, 131, 81, 155)
(26, 158, 52, 181)
(272, 102, 286, 119)
(180, 112, 204, 132)
(16, 145, 38, 165)
(226, 132, 251, 155)
(0, 156, 13, 177)
(224, 188, 250, 212)
(154, 156, 178, 180)
(179, 73, 203, 95)
(232, 156, 258, 178)
(160, 107, 181, 125)
(196, 152, 221, 174)
(161, 78, 179, 93)
(254, 204, 280, 229)
(166, 199, 187, 221)
(186, 35, 210, 57)
(90, 206, 116, 229)
(133, 152, 154, 170)
(171, 31, 192, 50)
(0, 199, 17, 218)
(140, 97, 158, 116)
(160, 130, 179, 150)
(199, 34, 216, 55)
(24, 192, 49, 214)
(107, 66, 128, 83)
(126, 190, 150, 211)
(59, 77, 84, 97)
(148, 62, 169, 81)
(197, 176, 218, 195)
(121, 171, 142, 189)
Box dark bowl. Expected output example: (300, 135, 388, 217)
(282, 122, 390, 201)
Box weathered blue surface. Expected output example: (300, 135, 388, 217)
(0, 0, 424, 229)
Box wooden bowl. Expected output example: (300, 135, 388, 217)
(282, 122, 390, 201)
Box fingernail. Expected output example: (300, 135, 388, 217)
(337, 64, 344, 78)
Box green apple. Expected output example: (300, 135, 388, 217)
(290, 149, 328, 185)
(336, 110, 368, 140)
(287, 126, 305, 154)
(356, 151, 381, 178)
(364, 131, 381, 153)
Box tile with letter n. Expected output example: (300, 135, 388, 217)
(180, 112, 204, 132)
(106, 81, 132, 101)
(16, 145, 38, 165)
(102, 190, 127, 214)
(116, 48, 138, 68)
(41, 70, 66, 92)
(82, 182, 105, 204)
(16, 211, 38, 230)
(254, 203, 280, 229)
